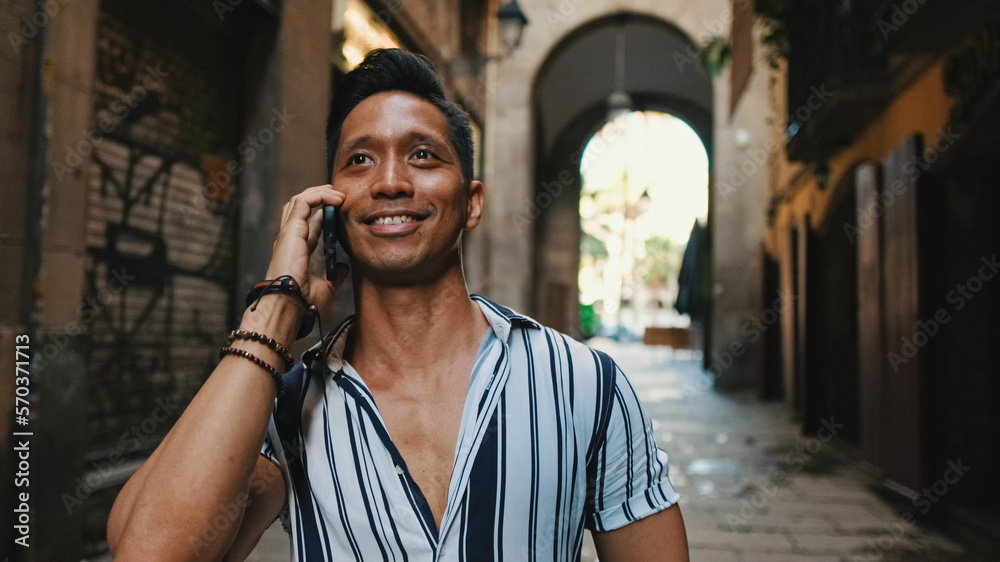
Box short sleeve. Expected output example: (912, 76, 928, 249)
(586, 365, 680, 532)
(260, 428, 282, 467)
(261, 417, 292, 534)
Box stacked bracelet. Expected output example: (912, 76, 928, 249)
(244, 275, 318, 340)
(219, 346, 285, 396)
(227, 330, 294, 372)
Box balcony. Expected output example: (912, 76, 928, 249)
(783, 0, 1000, 162)
(874, 0, 996, 55)
(784, 0, 891, 161)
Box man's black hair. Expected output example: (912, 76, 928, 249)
(325, 48, 475, 185)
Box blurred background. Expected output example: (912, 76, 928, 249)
(2, 0, 999, 559)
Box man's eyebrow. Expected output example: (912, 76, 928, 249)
(405, 130, 449, 148)
(338, 135, 375, 155)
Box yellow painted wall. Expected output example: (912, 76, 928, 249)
(767, 58, 956, 254)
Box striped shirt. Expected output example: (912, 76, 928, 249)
(262, 296, 679, 561)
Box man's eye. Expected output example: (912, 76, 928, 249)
(349, 154, 370, 165)
(413, 149, 433, 160)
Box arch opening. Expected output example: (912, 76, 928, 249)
(578, 111, 708, 340)
(529, 12, 713, 340)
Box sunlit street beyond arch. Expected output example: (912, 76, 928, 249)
(578, 111, 708, 339)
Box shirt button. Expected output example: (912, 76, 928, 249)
(439, 547, 447, 557)
(395, 465, 404, 475)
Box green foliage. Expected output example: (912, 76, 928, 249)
(754, 0, 791, 67)
(636, 236, 684, 287)
(699, 35, 732, 76)
(697, 0, 791, 75)
(580, 231, 609, 260)
(579, 303, 600, 338)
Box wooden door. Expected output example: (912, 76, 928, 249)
(781, 224, 798, 412)
(856, 163, 886, 470)
(881, 136, 925, 492)
(857, 137, 926, 492)
(794, 215, 811, 416)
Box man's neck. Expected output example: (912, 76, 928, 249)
(347, 268, 488, 385)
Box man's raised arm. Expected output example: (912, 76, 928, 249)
(107, 185, 345, 560)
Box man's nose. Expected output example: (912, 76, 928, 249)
(370, 156, 414, 199)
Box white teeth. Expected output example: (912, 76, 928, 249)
(375, 215, 414, 225)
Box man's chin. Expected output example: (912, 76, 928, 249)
(355, 258, 441, 287)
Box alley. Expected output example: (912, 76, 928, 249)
(593, 341, 976, 562)
(250, 342, 976, 561)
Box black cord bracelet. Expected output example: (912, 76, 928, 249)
(245, 275, 319, 340)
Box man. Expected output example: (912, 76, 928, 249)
(108, 48, 688, 560)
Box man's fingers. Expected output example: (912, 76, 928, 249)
(305, 207, 323, 251)
(283, 185, 343, 224)
(268, 185, 343, 284)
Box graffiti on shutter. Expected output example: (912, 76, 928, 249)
(80, 6, 243, 516)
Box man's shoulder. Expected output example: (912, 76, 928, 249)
(474, 295, 619, 377)
(471, 294, 542, 330)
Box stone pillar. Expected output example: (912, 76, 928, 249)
(709, 52, 770, 391)
(274, 2, 333, 204)
(484, 56, 534, 311)
(237, 0, 334, 332)
(0, 18, 43, 547)
(30, 1, 101, 559)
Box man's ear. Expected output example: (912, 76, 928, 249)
(465, 180, 485, 230)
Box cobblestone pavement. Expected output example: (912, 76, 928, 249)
(252, 341, 979, 561)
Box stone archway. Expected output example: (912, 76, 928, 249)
(482, 0, 769, 390)
(528, 13, 713, 335)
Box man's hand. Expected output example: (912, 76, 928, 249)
(593, 504, 690, 561)
(265, 184, 348, 317)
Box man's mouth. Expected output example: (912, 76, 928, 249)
(362, 211, 429, 235)
(372, 215, 417, 225)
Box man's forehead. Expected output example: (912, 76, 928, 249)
(337, 91, 452, 151)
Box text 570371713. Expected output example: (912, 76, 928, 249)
(13, 333, 32, 548)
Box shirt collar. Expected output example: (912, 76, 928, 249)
(301, 295, 540, 375)
(301, 315, 354, 377)
(470, 294, 541, 343)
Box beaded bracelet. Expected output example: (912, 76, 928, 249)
(227, 330, 294, 372)
(219, 346, 285, 396)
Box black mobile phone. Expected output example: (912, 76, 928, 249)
(323, 205, 338, 281)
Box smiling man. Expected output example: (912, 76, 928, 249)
(107, 49, 688, 561)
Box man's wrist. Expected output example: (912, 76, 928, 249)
(245, 276, 319, 340)
(239, 294, 305, 347)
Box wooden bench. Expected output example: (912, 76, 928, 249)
(642, 327, 692, 349)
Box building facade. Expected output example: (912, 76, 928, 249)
(757, 0, 1000, 550)
(0, 0, 491, 558)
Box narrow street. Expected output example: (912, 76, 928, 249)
(251, 342, 976, 561)
(590, 341, 975, 561)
